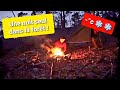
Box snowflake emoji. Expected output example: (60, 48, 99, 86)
(95, 20, 103, 28)
(104, 23, 112, 31)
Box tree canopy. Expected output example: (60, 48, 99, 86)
(18, 11, 119, 28)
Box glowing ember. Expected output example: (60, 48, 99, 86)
(50, 47, 64, 57)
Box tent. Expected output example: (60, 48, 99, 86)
(48, 23, 92, 50)
(67, 26, 91, 43)
(49, 23, 92, 43)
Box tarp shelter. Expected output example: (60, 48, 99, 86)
(49, 23, 92, 44)
(67, 26, 91, 43)
(48, 23, 92, 50)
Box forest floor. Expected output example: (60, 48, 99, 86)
(0, 44, 119, 79)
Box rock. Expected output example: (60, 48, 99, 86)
(33, 68, 39, 72)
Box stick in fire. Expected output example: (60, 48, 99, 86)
(40, 36, 68, 59)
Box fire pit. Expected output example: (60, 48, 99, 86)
(49, 47, 64, 61)
(49, 47, 71, 61)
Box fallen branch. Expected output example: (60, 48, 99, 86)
(16, 62, 31, 71)
(78, 62, 92, 73)
(32, 74, 41, 79)
(34, 61, 47, 65)
(50, 62, 54, 79)
(99, 69, 111, 79)
(18, 51, 39, 58)
(4, 51, 40, 62)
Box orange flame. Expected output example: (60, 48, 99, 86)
(50, 47, 64, 57)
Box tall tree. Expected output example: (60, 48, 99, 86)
(18, 12, 28, 17)
(52, 11, 119, 28)
(31, 11, 36, 15)
(60, 11, 63, 28)
(60, 11, 66, 28)
(46, 11, 51, 14)
(12, 11, 16, 17)
(52, 11, 61, 28)
(71, 12, 80, 26)
(65, 11, 73, 27)
(62, 11, 66, 28)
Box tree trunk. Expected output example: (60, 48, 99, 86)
(60, 11, 65, 28)
(46, 11, 50, 14)
(12, 11, 15, 17)
(62, 11, 65, 28)
(32, 11, 36, 15)
(60, 11, 63, 28)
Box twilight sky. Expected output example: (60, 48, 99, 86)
(0, 11, 85, 28)
(0, 11, 32, 21)
(0, 11, 119, 28)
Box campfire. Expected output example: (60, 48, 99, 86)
(49, 47, 71, 61)
(50, 47, 64, 58)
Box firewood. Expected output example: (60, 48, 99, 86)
(99, 69, 111, 79)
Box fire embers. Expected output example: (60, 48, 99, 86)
(31, 55, 39, 62)
(50, 47, 64, 57)
(70, 50, 89, 60)
(49, 47, 64, 61)
(49, 47, 71, 61)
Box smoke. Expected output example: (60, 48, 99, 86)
(40, 44, 51, 53)
(34, 35, 54, 53)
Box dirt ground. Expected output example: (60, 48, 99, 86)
(0, 44, 119, 79)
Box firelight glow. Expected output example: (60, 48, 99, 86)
(50, 47, 64, 57)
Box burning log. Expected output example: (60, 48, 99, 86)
(49, 47, 68, 62)
(50, 47, 64, 57)
(31, 52, 39, 62)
